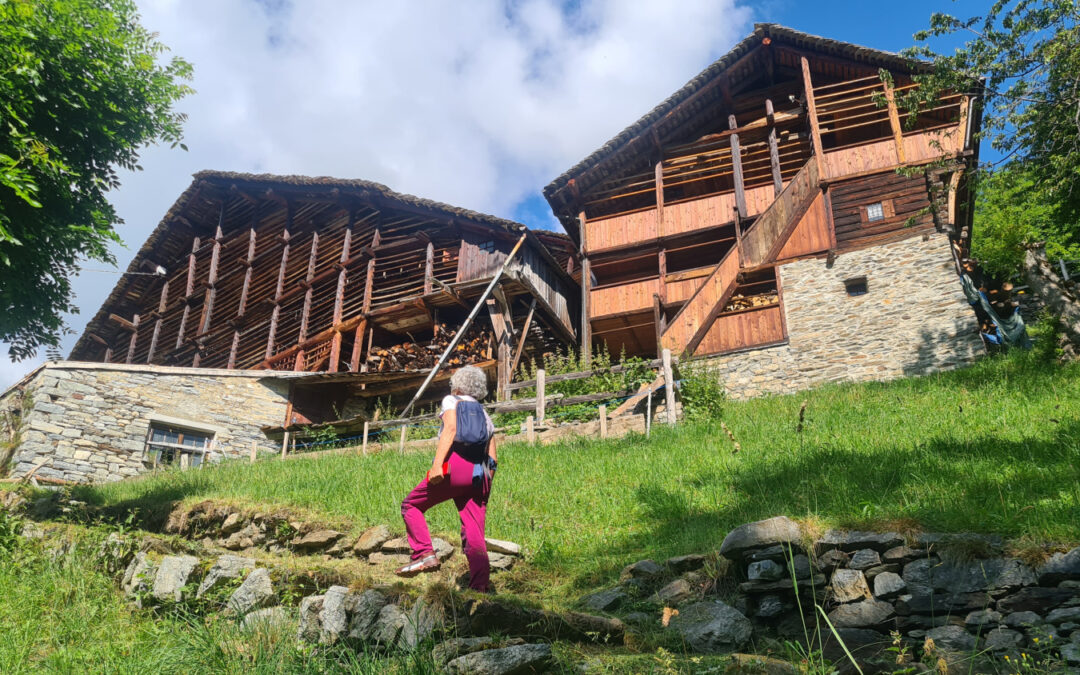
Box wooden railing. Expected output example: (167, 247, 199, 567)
(740, 158, 820, 268)
(660, 245, 740, 352)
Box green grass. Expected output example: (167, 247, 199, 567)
(72, 348, 1080, 607)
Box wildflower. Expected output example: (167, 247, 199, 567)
(1033, 637, 1039, 643)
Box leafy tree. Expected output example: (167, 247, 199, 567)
(901, 0, 1080, 276)
(0, 0, 192, 359)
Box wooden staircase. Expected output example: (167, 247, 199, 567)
(659, 158, 821, 355)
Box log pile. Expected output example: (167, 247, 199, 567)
(367, 324, 492, 372)
(723, 291, 779, 313)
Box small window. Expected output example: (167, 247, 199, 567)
(844, 277, 868, 296)
(866, 203, 885, 222)
(145, 422, 213, 469)
(477, 240, 495, 254)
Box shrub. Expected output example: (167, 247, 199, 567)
(677, 361, 725, 422)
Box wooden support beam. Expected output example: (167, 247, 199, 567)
(147, 278, 169, 363)
(728, 114, 747, 219)
(535, 369, 545, 424)
(297, 232, 320, 348)
(347, 318, 368, 372)
(423, 241, 434, 295)
(800, 56, 826, 179)
(509, 297, 537, 376)
(229, 223, 258, 369)
(264, 204, 292, 361)
(328, 221, 353, 372)
(662, 348, 676, 426)
(486, 291, 513, 401)
(197, 205, 225, 338)
(653, 294, 664, 360)
(882, 77, 906, 163)
(654, 159, 665, 237)
(109, 313, 137, 332)
(658, 249, 668, 304)
(361, 229, 379, 313)
(125, 314, 140, 364)
(176, 236, 200, 351)
(579, 211, 591, 366)
(765, 99, 784, 196)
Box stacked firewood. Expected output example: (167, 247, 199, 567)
(723, 291, 779, 313)
(367, 324, 491, 372)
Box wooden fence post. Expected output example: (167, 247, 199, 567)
(398, 425, 407, 454)
(280, 431, 290, 459)
(361, 421, 369, 456)
(250, 440, 257, 463)
(645, 387, 653, 438)
(662, 348, 677, 426)
(526, 415, 535, 444)
(535, 369, 545, 425)
(599, 404, 608, 438)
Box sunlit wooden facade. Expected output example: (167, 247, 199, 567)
(544, 24, 979, 360)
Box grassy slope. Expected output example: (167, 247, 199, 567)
(75, 349, 1080, 608)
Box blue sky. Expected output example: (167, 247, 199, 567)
(0, 0, 996, 388)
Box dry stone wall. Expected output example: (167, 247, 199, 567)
(704, 233, 983, 399)
(2, 362, 292, 483)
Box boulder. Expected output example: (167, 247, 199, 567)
(121, 552, 157, 599)
(862, 564, 901, 583)
(1062, 642, 1080, 667)
(220, 512, 245, 535)
(581, 588, 626, 613)
(666, 554, 707, 573)
(619, 559, 663, 582)
(668, 600, 752, 653)
(370, 603, 408, 648)
(489, 552, 515, 571)
(432, 637, 525, 666)
(720, 517, 802, 561)
(380, 536, 412, 553)
(903, 557, 1035, 594)
(197, 555, 255, 599)
(831, 569, 872, 603)
(654, 578, 695, 605)
(227, 568, 275, 615)
(345, 589, 390, 641)
(997, 587, 1074, 614)
(820, 628, 890, 671)
(896, 591, 990, 615)
(484, 537, 521, 556)
(152, 555, 199, 603)
(1046, 606, 1080, 624)
(964, 609, 1002, 627)
(924, 625, 977, 652)
(983, 627, 1023, 651)
(353, 525, 392, 555)
(748, 560, 784, 582)
(292, 529, 343, 551)
(882, 545, 922, 563)
(433, 537, 455, 561)
(816, 549, 850, 572)
(872, 572, 906, 600)
(1004, 610, 1042, 629)
(318, 585, 350, 645)
(739, 574, 825, 594)
(368, 551, 410, 566)
(815, 530, 904, 554)
(827, 599, 894, 628)
(240, 607, 293, 633)
(297, 595, 324, 642)
(445, 643, 553, 674)
(756, 595, 785, 620)
(848, 549, 882, 570)
(790, 555, 812, 579)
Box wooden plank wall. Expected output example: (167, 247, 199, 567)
(513, 244, 577, 332)
(694, 305, 785, 356)
(829, 171, 934, 251)
(590, 278, 661, 318)
(822, 139, 898, 179)
(458, 232, 510, 281)
(776, 191, 831, 261)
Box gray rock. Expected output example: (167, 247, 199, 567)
(484, 537, 521, 556)
(831, 569, 871, 603)
(319, 585, 349, 645)
(791, 554, 812, 580)
(1062, 642, 1080, 666)
(983, 627, 1023, 651)
(997, 587, 1074, 613)
(401, 597, 443, 649)
(720, 517, 802, 560)
(292, 529, 343, 551)
(903, 557, 1035, 593)
(739, 574, 826, 594)
(964, 609, 1002, 627)
(848, 549, 881, 570)
(298, 595, 324, 642)
(581, 588, 626, 612)
(624, 612, 654, 626)
(227, 568, 275, 615)
(925, 625, 977, 652)
(197, 555, 255, 599)
(917, 532, 1003, 554)
(152, 555, 199, 602)
(816, 549, 850, 572)
(240, 607, 293, 632)
(220, 512, 245, 535)
(370, 603, 407, 648)
(380, 536, 411, 553)
(666, 554, 707, 573)
(489, 552, 515, 571)
(873, 572, 906, 599)
(619, 559, 663, 582)
(121, 552, 157, 598)
(862, 563, 901, 583)
(883, 545, 922, 563)
(816, 530, 903, 554)
(445, 643, 553, 674)
(668, 600, 753, 653)
(827, 599, 894, 628)
(1047, 606, 1080, 624)
(432, 637, 525, 666)
(746, 545, 789, 562)
(346, 589, 390, 641)
(896, 591, 990, 615)
(353, 525, 391, 555)
(756, 595, 785, 620)
(654, 578, 694, 605)
(748, 559, 784, 581)
(368, 551, 410, 566)
(433, 537, 455, 561)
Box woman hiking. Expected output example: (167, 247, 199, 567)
(396, 365, 497, 592)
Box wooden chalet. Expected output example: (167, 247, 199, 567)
(69, 172, 579, 414)
(544, 24, 980, 360)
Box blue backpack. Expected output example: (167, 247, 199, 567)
(452, 397, 491, 463)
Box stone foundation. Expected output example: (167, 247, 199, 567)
(703, 233, 983, 399)
(1, 362, 293, 483)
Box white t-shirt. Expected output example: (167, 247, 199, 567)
(440, 394, 495, 437)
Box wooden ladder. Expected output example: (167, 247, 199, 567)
(659, 158, 821, 356)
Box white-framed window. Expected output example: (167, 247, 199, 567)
(865, 202, 885, 222)
(144, 421, 214, 469)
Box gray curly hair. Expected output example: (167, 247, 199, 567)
(449, 365, 488, 400)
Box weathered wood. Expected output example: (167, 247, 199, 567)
(526, 415, 535, 443)
(424, 241, 434, 295)
(361, 421, 369, 456)
(653, 294, 664, 359)
(197, 209, 225, 338)
(328, 224, 352, 372)
(297, 232, 321, 347)
(125, 314, 140, 364)
(509, 297, 537, 376)
(264, 208, 292, 360)
(765, 99, 783, 196)
(599, 404, 608, 438)
(280, 431, 290, 459)
(398, 424, 407, 454)
(535, 369, 545, 424)
(729, 114, 747, 219)
(800, 56, 825, 179)
(654, 159, 664, 236)
(147, 279, 169, 363)
(486, 291, 513, 401)
(579, 212, 591, 366)
(882, 78, 906, 163)
(662, 348, 676, 426)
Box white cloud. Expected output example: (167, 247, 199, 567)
(0, 0, 752, 389)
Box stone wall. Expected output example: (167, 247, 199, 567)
(703, 233, 983, 399)
(1, 362, 292, 483)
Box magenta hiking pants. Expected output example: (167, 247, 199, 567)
(401, 451, 492, 591)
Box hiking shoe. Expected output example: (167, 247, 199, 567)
(395, 554, 440, 578)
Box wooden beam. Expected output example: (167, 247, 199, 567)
(264, 203, 292, 361)
(229, 223, 258, 369)
(196, 205, 225, 338)
(882, 77, 906, 163)
(509, 297, 537, 376)
(328, 220, 353, 372)
(348, 318, 368, 372)
(486, 292, 513, 401)
(800, 56, 826, 180)
(108, 313, 136, 332)
(579, 211, 591, 366)
(423, 241, 434, 295)
(296, 232, 320, 348)
(728, 114, 747, 219)
(654, 159, 665, 237)
(361, 229, 379, 313)
(658, 249, 668, 304)
(653, 294, 664, 360)
(146, 278, 169, 363)
(125, 314, 140, 364)
(175, 236, 200, 351)
(765, 99, 784, 196)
